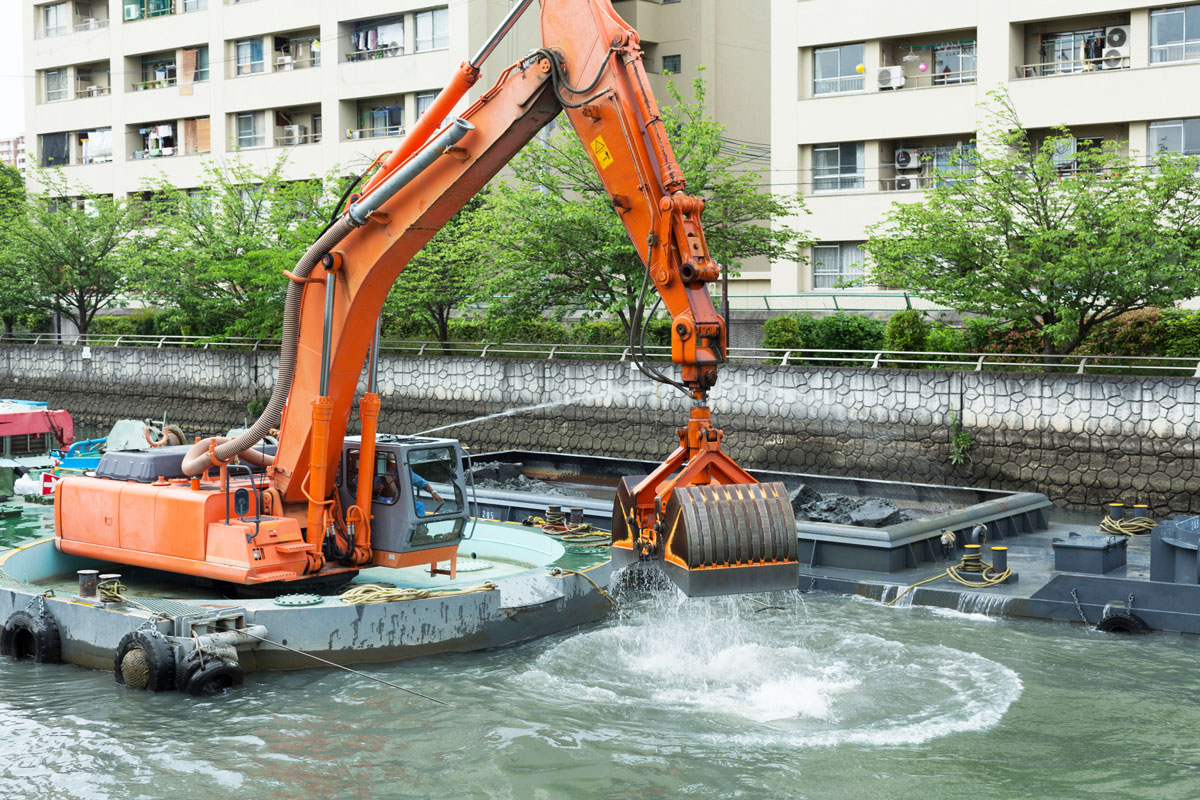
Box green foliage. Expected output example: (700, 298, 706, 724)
(810, 313, 886, 353)
(865, 89, 1200, 356)
(5, 169, 147, 334)
(883, 309, 929, 352)
(1082, 307, 1168, 357)
(1162, 311, 1200, 358)
(0, 164, 29, 336)
(948, 410, 972, 466)
(382, 195, 489, 346)
(135, 158, 340, 337)
(87, 310, 176, 337)
(481, 74, 810, 333)
(762, 315, 804, 351)
(925, 324, 967, 359)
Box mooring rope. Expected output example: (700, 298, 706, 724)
(887, 553, 1013, 607)
(1099, 515, 1157, 537)
(339, 582, 498, 605)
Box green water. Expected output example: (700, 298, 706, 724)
(1, 505, 1198, 800)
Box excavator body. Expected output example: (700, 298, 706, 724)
(53, 0, 799, 597)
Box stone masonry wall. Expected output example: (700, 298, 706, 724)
(2, 344, 1198, 515)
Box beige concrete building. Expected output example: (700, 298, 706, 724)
(22, 0, 768, 200)
(0, 137, 27, 169)
(770, 0, 1200, 297)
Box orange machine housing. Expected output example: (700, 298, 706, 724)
(55, 476, 317, 584)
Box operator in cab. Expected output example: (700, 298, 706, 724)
(373, 455, 443, 515)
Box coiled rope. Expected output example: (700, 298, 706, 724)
(523, 516, 612, 550)
(339, 582, 498, 605)
(1099, 515, 1157, 537)
(887, 548, 1013, 607)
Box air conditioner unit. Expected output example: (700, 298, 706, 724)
(281, 124, 307, 145)
(894, 176, 921, 191)
(877, 65, 906, 90)
(123, 4, 143, 21)
(1103, 26, 1130, 69)
(895, 149, 924, 171)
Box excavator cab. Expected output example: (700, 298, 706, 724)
(338, 435, 469, 571)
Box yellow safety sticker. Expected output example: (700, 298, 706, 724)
(591, 135, 615, 169)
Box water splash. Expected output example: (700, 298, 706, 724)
(410, 397, 588, 438)
(514, 591, 1022, 748)
(880, 584, 916, 608)
(954, 592, 1013, 619)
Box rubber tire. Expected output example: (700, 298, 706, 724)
(1096, 612, 1152, 635)
(185, 659, 244, 696)
(0, 609, 62, 664)
(114, 631, 177, 692)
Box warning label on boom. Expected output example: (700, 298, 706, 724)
(591, 135, 614, 170)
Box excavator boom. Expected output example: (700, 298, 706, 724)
(54, 0, 798, 597)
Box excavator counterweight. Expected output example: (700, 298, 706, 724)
(53, 0, 799, 598)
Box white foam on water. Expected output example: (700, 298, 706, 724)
(926, 606, 999, 624)
(515, 593, 1023, 749)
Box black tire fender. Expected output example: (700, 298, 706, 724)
(0, 608, 62, 664)
(114, 630, 176, 692)
(1097, 611, 1152, 635)
(185, 659, 245, 696)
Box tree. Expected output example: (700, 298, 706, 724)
(481, 74, 810, 333)
(864, 91, 1200, 356)
(381, 194, 488, 349)
(6, 169, 146, 336)
(139, 158, 340, 337)
(0, 165, 30, 337)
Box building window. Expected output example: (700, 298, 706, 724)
(1149, 118, 1200, 156)
(352, 17, 403, 60)
(813, 43, 865, 95)
(236, 39, 265, 76)
(933, 41, 977, 84)
(813, 142, 865, 192)
(183, 0, 206, 11)
(1151, 5, 1200, 63)
(195, 46, 210, 81)
(40, 132, 70, 167)
(662, 54, 682, 73)
(1037, 29, 1109, 75)
(415, 8, 449, 52)
(79, 129, 113, 164)
(138, 54, 176, 88)
(42, 3, 68, 37)
(123, 0, 174, 21)
(133, 123, 176, 159)
(45, 69, 69, 102)
(812, 242, 866, 290)
(235, 113, 262, 148)
(416, 91, 437, 117)
(356, 98, 404, 138)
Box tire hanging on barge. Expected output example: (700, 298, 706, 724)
(114, 630, 176, 692)
(0, 607, 62, 664)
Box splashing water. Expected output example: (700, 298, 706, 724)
(410, 397, 589, 438)
(513, 590, 1023, 749)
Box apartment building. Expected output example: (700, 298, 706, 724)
(769, 1, 1200, 295)
(22, 0, 768, 201)
(0, 137, 27, 169)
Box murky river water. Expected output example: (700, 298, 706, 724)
(1, 505, 1199, 799)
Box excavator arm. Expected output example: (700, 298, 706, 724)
(186, 0, 798, 595)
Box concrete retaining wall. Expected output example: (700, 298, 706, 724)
(3, 344, 1198, 515)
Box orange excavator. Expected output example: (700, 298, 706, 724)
(54, 0, 798, 597)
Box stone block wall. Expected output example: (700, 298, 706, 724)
(2, 343, 1197, 515)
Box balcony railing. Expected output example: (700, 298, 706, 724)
(274, 132, 322, 146)
(131, 147, 177, 160)
(346, 125, 405, 140)
(1016, 55, 1129, 78)
(41, 25, 69, 38)
(877, 67, 977, 90)
(273, 54, 320, 71)
(76, 84, 113, 99)
(74, 18, 110, 32)
(232, 136, 266, 149)
(345, 45, 404, 63)
(813, 75, 865, 95)
(131, 76, 178, 91)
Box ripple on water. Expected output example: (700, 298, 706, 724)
(512, 592, 1022, 749)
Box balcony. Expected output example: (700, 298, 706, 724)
(122, 0, 175, 22)
(878, 32, 976, 92)
(1016, 19, 1131, 80)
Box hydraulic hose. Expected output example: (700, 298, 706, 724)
(182, 216, 358, 476)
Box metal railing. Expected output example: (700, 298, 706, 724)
(878, 67, 977, 90)
(274, 54, 320, 71)
(346, 125, 405, 140)
(1016, 55, 1129, 78)
(274, 133, 323, 147)
(74, 18, 110, 32)
(346, 46, 404, 63)
(4, 333, 1199, 377)
(132, 76, 178, 91)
